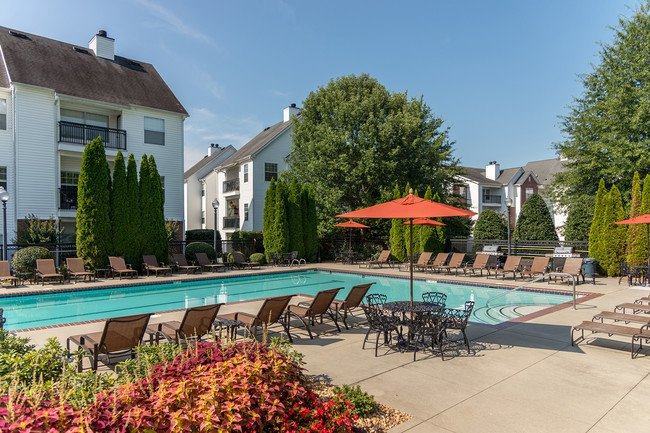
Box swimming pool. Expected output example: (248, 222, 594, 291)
(1, 270, 577, 330)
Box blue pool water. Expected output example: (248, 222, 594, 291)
(1, 270, 576, 330)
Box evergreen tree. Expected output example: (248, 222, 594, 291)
(288, 178, 304, 257)
(420, 187, 435, 252)
(273, 180, 290, 253)
(306, 186, 319, 261)
(589, 179, 608, 268)
(124, 154, 141, 265)
(110, 151, 128, 257)
(431, 192, 446, 254)
(602, 185, 627, 276)
(148, 155, 168, 262)
(473, 209, 508, 241)
(513, 193, 558, 241)
(642, 174, 650, 214)
(76, 137, 112, 269)
(139, 155, 154, 262)
(389, 184, 407, 262)
(402, 183, 416, 259)
(563, 196, 595, 242)
(627, 172, 645, 265)
(262, 178, 277, 259)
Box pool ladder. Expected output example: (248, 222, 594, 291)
(486, 273, 577, 310)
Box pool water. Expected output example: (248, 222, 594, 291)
(1, 270, 576, 330)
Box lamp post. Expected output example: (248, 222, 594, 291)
(0, 187, 8, 261)
(505, 196, 513, 256)
(212, 198, 219, 254)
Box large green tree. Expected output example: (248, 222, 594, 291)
(389, 184, 407, 262)
(110, 151, 128, 257)
(147, 155, 168, 262)
(124, 154, 141, 265)
(551, 3, 650, 206)
(589, 179, 608, 267)
(273, 179, 290, 253)
(76, 137, 112, 269)
(262, 178, 277, 259)
(305, 186, 319, 261)
(513, 194, 558, 241)
(627, 172, 646, 265)
(473, 209, 508, 241)
(602, 184, 627, 276)
(287, 178, 304, 258)
(563, 195, 595, 242)
(287, 73, 460, 235)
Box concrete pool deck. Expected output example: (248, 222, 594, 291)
(4, 263, 650, 432)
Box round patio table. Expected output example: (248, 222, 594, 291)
(383, 301, 441, 313)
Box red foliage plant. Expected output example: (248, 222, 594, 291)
(0, 341, 356, 432)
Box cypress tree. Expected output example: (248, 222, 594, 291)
(139, 155, 154, 262)
(273, 179, 290, 253)
(602, 185, 627, 276)
(421, 187, 435, 252)
(564, 196, 595, 242)
(306, 186, 319, 261)
(642, 174, 650, 215)
(124, 154, 141, 265)
(148, 155, 168, 262)
(288, 178, 304, 257)
(389, 184, 407, 262)
(513, 193, 558, 241)
(627, 172, 645, 265)
(263, 178, 277, 258)
(76, 137, 112, 269)
(110, 151, 128, 257)
(431, 192, 446, 254)
(589, 179, 608, 269)
(403, 183, 416, 258)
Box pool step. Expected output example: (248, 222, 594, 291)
(471, 303, 556, 325)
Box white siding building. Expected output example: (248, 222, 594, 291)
(0, 27, 188, 249)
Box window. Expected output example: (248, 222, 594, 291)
(61, 171, 79, 186)
(160, 176, 165, 201)
(0, 166, 6, 189)
(60, 171, 79, 209)
(244, 203, 249, 221)
(0, 99, 6, 130)
(61, 109, 108, 127)
(201, 211, 206, 228)
(144, 117, 165, 145)
(243, 164, 248, 183)
(264, 163, 278, 181)
(526, 187, 534, 199)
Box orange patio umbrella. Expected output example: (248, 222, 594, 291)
(615, 214, 650, 265)
(402, 218, 446, 254)
(337, 192, 476, 304)
(334, 220, 370, 249)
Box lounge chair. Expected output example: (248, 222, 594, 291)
(142, 255, 171, 277)
(615, 303, 650, 314)
(0, 261, 18, 287)
(148, 304, 221, 344)
(108, 256, 138, 280)
(593, 310, 650, 325)
(550, 257, 586, 284)
(399, 252, 433, 272)
(491, 255, 522, 280)
(66, 258, 96, 283)
(217, 295, 293, 342)
(572, 319, 650, 358)
(422, 252, 449, 273)
(331, 283, 375, 329)
(35, 259, 65, 285)
(172, 253, 200, 274)
(463, 254, 491, 277)
(195, 252, 226, 272)
(288, 288, 342, 339)
(360, 250, 392, 269)
(66, 313, 152, 371)
(231, 251, 260, 269)
(519, 256, 550, 281)
(438, 253, 466, 275)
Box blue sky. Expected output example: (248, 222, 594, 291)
(2, 0, 636, 171)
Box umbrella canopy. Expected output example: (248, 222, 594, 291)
(615, 214, 650, 265)
(401, 218, 446, 226)
(337, 193, 476, 304)
(334, 221, 370, 228)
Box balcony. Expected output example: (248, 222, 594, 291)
(482, 194, 502, 204)
(60, 185, 77, 209)
(223, 178, 240, 194)
(223, 216, 240, 229)
(59, 121, 127, 150)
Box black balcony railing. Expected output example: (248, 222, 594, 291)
(223, 178, 240, 193)
(59, 121, 127, 150)
(222, 216, 240, 229)
(59, 185, 78, 209)
(482, 195, 502, 204)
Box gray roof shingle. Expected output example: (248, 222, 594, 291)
(184, 145, 236, 180)
(219, 118, 295, 167)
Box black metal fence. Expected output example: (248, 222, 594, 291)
(449, 238, 590, 257)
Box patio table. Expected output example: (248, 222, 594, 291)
(383, 301, 443, 352)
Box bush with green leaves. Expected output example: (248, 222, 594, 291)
(185, 241, 216, 262)
(473, 209, 508, 241)
(332, 384, 377, 418)
(11, 246, 52, 274)
(15, 214, 62, 245)
(513, 193, 558, 241)
(249, 253, 266, 265)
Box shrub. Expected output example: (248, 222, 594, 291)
(11, 246, 52, 274)
(249, 252, 266, 265)
(332, 384, 377, 418)
(15, 214, 62, 245)
(185, 241, 216, 262)
(473, 209, 508, 241)
(513, 193, 558, 241)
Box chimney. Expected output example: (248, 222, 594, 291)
(208, 143, 220, 156)
(485, 161, 500, 181)
(283, 103, 300, 122)
(89, 30, 114, 60)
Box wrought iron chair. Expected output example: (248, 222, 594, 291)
(360, 304, 400, 357)
(422, 291, 447, 308)
(366, 293, 387, 307)
(408, 309, 446, 361)
(442, 301, 475, 354)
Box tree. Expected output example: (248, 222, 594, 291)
(420, 187, 435, 252)
(473, 209, 508, 241)
(287, 178, 304, 258)
(138, 155, 154, 264)
(389, 184, 407, 262)
(110, 151, 128, 257)
(589, 179, 608, 267)
(551, 3, 650, 207)
(287, 73, 460, 235)
(563, 196, 595, 242)
(148, 155, 168, 262)
(76, 137, 112, 269)
(305, 185, 319, 261)
(262, 178, 277, 259)
(602, 185, 627, 276)
(513, 194, 558, 241)
(431, 192, 446, 254)
(273, 179, 290, 253)
(627, 172, 646, 265)
(123, 154, 141, 265)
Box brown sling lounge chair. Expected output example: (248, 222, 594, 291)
(400, 252, 433, 272)
(288, 288, 342, 339)
(0, 261, 18, 287)
(422, 252, 449, 273)
(172, 253, 200, 273)
(331, 282, 376, 329)
(572, 319, 650, 358)
(108, 256, 138, 279)
(195, 252, 226, 272)
(148, 304, 222, 344)
(492, 256, 522, 280)
(360, 250, 392, 269)
(35, 259, 65, 285)
(438, 253, 466, 275)
(463, 254, 491, 277)
(66, 258, 96, 283)
(519, 256, 550, 281)
(551, 257, 586, 284)
(67, 313, 152, 371)
(231, 251, 260, 269)
(218, 295, 293, 342)
(142, 255, 171, 277)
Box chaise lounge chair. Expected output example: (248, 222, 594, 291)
(331, 282, 376, 329)
(437, 253, 466, 275)
(142, 255, 171, 277)
(231, 251, 260, 269)
(172, 253, 200, 274)
(66, 258, 96, 283)
(463, 254, 492, 277)
(400, 252, 433, 272)
(550, 257, 586, 284)
(148, 304, 222, 344)
(491, 255, 522, 280)
(422, 252, 449, 273)
(35, 259, 65, 285)
(0, 261, 18, 287)
(518, 256, 550, 281)
(288, 288, 342, 339)
(108, 256, 138, 280)
(360, 250, 392, 269)
(195, 252, 226, 272)
(572, 318, 650, 358)
(66, 313, 152, 371)
(217, 295, 293, 342)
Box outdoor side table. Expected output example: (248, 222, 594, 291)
(95, 268, 110, 279)
(15, 272, 33, 285)
(214, 318, 244, 340)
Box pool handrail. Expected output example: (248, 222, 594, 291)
(486, 273, 577, 310)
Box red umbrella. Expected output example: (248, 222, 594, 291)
(337, 193, 476, 304)
(402, 218, 446, 254)
(615, 214, 650, 264)
(334, 220, 370, 249)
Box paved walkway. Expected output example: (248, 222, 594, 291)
(6, 264, 650, 432)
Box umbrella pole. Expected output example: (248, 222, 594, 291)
(410, 219, 414, 307)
